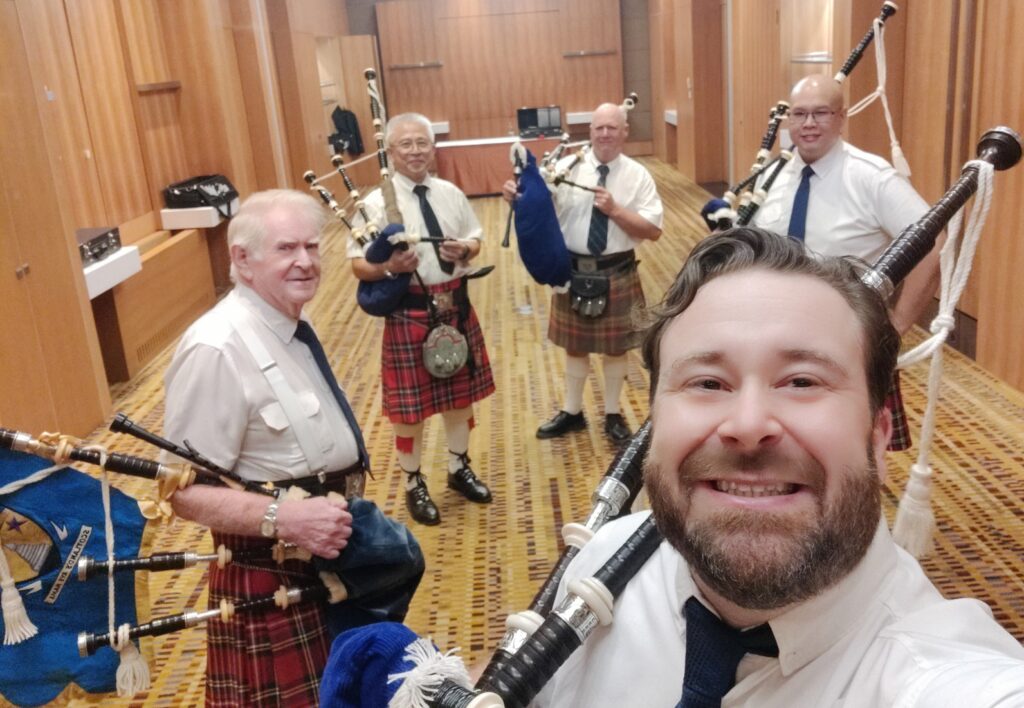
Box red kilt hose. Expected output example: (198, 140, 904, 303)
(549, 257, 645, 356)
(206, 532, 329, 708)
(382, 279, 495, 424)
(886, 369, 911, 451)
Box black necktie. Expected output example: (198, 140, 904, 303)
(586, 164, 611, 255)
(293, 320, 369, 470)
(787, 164, 815, 242)
(412, 183, 454, 274)
(677, 597, 779, 708)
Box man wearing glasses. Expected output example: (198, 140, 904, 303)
(752, 74, 940, 452)
(348, 113, 495, 526)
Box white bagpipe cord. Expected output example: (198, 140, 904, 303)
(846, 17, 912, 177)
(0, 464, 62, 644)
(89, 445, 150, 696)
(387, 638, 472, 708)
(892, 160, 995, 557)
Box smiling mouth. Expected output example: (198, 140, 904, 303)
(713, 480, 798, 497)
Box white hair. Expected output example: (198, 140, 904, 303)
(227, 189, 327, 282)
(385, 113, 435, 146)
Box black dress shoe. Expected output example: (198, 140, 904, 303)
(447, 453, 492, 503)
(536, 410, 587, 439)
(604, 413, 632, 444)
(405, 474, 441, 526)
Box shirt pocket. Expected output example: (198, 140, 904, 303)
(258, 401, 290, 432)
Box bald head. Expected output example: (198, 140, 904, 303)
(590, 103, 629, 163)
(788, 74, 846, 164)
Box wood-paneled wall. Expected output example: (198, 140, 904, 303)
(2, 0, 375, 431)
(376, 0, 623, 140)
(970, 0, 1024, 390)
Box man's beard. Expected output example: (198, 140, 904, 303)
(646, 442, 881, 610)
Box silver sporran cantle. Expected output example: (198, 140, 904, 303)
(422, 324, 468, 379)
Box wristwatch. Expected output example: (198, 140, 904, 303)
(259, 501, 280, 538)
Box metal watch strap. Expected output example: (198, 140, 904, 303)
(260, 501, 280, 538)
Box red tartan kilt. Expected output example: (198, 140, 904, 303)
(548, 265, 645, 355)
(381, 289, 495, 424)
(205, 532, 329, 707)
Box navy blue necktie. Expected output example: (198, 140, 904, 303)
(586, 164, 611, 255)
(787, 164, 815, 242)
(413, 183, 454, 274)
(293, 320, 370, 470)
(677, 597, 779, 708)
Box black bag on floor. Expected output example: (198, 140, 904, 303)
(163, 174, 239, 219)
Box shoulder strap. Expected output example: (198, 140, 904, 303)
(232, 316, 328, 475)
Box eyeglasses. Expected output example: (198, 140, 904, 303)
(788, 109, 837, 125)
(392, 138, 433, 153)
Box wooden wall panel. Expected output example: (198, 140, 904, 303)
(691, 0, 726, 184)
(156, 0, 258, 198)
(970, 0, 1024, 391)
(14, 0, 107, 232)
(117, 0, 172, 83)
(729, 0, 781, 182)
(229, 0, 290, 190)
(66, 0, 152, 223)
(673, 0, 696, 177)
(648, 0, 668, 162)
(1, 0, 110, 435)
(377, 0, 622, 141)
(897, 0, 958, 204)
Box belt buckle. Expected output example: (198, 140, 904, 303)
(433, 291, 454, 311)
(578, 258, 597, 273)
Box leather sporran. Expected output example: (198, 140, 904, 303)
(570, 272, 610, 318)
(422, 323, 468, 379)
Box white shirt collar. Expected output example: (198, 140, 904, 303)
(794, 138, 845, 180)
(232, 282, 306, 344)
(677, 518, 897, 675)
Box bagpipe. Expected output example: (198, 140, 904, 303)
(0, 412, 424, 695)
(702, 0, 901, 232)
(505, 93, 640, 289)
(316, 125, 1022, 708)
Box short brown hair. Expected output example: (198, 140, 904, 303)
(640, 227, 899, 414)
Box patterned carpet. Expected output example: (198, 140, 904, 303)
(9, 158, 1022, 706)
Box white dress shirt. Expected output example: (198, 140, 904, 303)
(164, 284, 361, 481)
(553, 151, 663, 255)
(752, 140, 929, 263)
(346, 172, 483, 285)
(536, 511, 1024, 707)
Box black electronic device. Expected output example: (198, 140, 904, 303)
(517, 105, 562, 138)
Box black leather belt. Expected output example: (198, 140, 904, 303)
(570, 250, 636, 274)
(285, 460, 364, 495)
(397, 285, 470, 312)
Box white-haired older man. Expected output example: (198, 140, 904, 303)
(166, 189, 366, 706)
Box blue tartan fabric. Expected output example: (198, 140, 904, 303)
(548, 261, 645, 355)
(381, 280, 494, 424)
